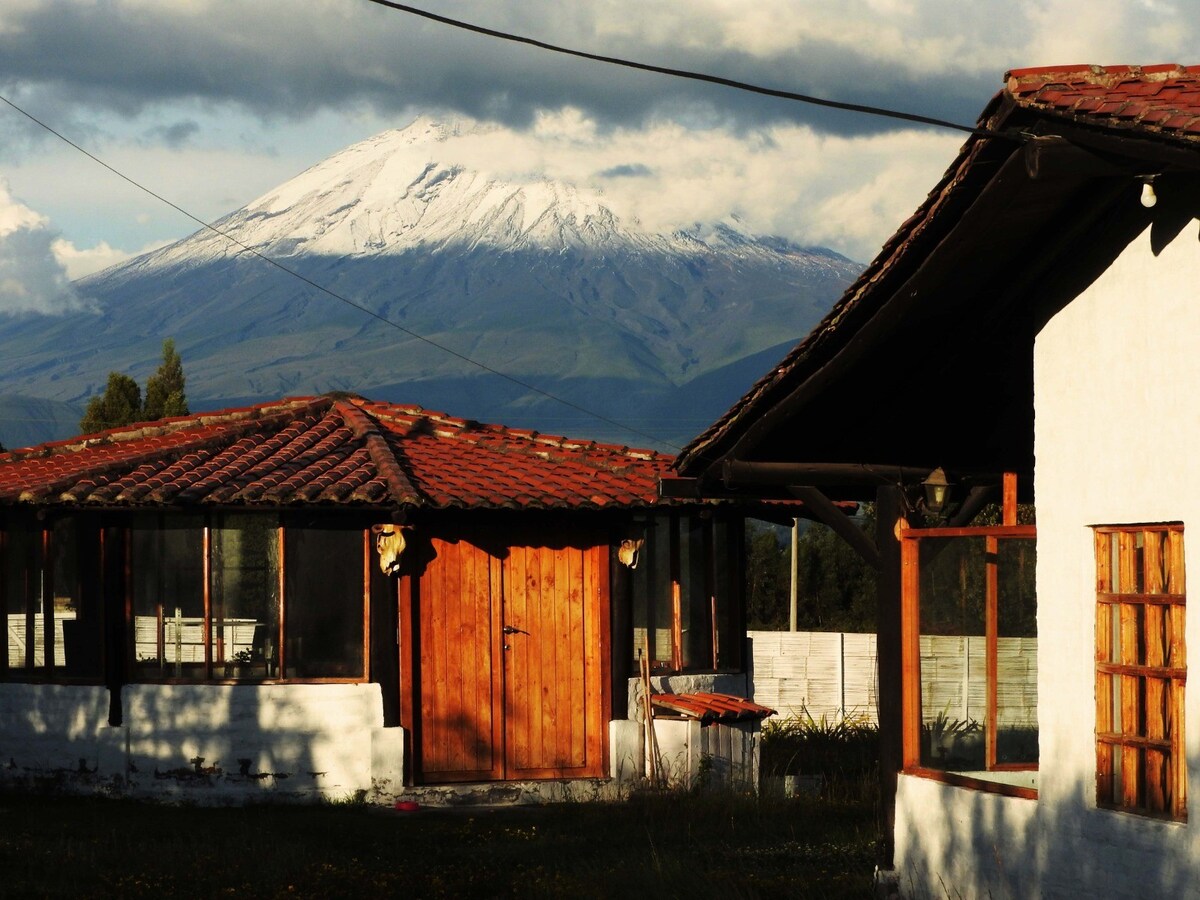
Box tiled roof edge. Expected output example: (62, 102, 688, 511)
(7, 398, 333, 504)
(2, 397, 330, 463)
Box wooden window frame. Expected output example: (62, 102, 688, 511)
(900, 475, 1038, 799)
(1094, 523, 1187, 822)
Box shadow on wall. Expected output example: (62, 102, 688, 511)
(896, 770, 1199, 899)
(0, 684, 117, 792)
(0, 681, 393, 804)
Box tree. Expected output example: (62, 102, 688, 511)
(78, 338, 190, 433)
(79, 373, 142, 434)
(744, 506, 879, 633)
(745, 522, 791, 630)
(143, 338, 189, 420)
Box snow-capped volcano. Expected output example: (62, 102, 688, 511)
(129, 117, 834, 269)
(0, 118, 862, 448)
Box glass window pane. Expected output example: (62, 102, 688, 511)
(5, 524, 37, 670)
(997, 538, 1038, 765)
(631, 516, 672, 671)
(284, 528, 365, 678)
(680, 517, 712, 670)
(918, 537, 986, 772)
(51, 517, 104, 679)
(131, 514, 205, 681)
(211, 514, 279, 682)
(713, 518, 739, 670)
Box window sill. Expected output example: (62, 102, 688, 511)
(903, 765, 1038, 799)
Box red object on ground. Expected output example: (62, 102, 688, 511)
(394, 800, 420, 812)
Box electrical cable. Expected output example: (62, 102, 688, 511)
(361, 0, 1016, 140)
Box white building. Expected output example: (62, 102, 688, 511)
(669, 64, 1200, 897)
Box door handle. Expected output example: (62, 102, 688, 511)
(503, 625, 529, 636)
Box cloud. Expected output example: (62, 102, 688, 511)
(598, 163, 654, 179)
(0, 181, 88, 315)
(4, 0, 1189, 140)
(51, 237, 172, 280)
(145, 119, 200, 148)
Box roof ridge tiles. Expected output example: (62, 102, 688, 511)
(337, 400, 424, 508)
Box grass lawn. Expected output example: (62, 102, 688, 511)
(0, 789, 876, 898)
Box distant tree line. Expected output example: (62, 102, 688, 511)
(745, 500, 1036, 635)
(79, 338, 189, 433)
(745, 506, 877, 632)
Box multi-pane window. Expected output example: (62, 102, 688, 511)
(1094, 524, 1186, 821)
(130, 514, 367, 683)
(900, 512, 1038, 794)
(630, 513, 741, 674)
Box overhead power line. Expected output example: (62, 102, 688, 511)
(362, 0, 1011, 139)
(0, 94, 682, 452)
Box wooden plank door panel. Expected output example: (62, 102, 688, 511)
(417, 537, 503, 783)
(503, 542, 604, 779)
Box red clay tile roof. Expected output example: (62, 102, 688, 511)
(1006, 65, 1200, 139)
(0, 396, 672, 511)
(674, 64, 1200, 477)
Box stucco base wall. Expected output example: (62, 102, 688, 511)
(0, 683, 123, 793)
(122, 684, 388, 802)
(894, 774, 1038, 899)
(0, 682, 404, 803)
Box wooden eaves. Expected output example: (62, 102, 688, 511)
(671, 76, 1200, 512)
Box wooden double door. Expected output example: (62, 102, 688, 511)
(411, 530, 607, 783)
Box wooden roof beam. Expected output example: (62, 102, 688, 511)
(787, 485, 882, 571)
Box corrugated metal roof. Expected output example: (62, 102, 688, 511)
(0, 395, 672, 511)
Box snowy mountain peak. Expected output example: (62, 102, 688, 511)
(108, 117, 847, 277)
(133, 118, 653, 268)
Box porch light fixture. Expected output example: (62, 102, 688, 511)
(1140, 177, 1158, 208)
(922, 467, 953, 515)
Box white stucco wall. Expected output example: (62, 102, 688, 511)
(0, 682, 403, 803)
(894, 774, 1038, 898)
(895, 223, 1200, 897)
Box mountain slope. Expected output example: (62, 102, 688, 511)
(0, 118, 861, 448)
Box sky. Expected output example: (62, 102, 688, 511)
(0, 0, 1194, 315)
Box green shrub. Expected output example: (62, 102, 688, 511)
(761, 709, 879, 802)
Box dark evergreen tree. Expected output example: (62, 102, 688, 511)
(142, 338, 188, 420)
(78, 337, 190, 433)
(79, 373, 142, 433)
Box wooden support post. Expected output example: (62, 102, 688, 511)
(876, 485, 905, 871)
(1002, 472, 1018, 526)
(789, 518, 799, 632)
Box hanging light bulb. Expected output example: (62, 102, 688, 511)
(1140, 180, 1158, 208)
